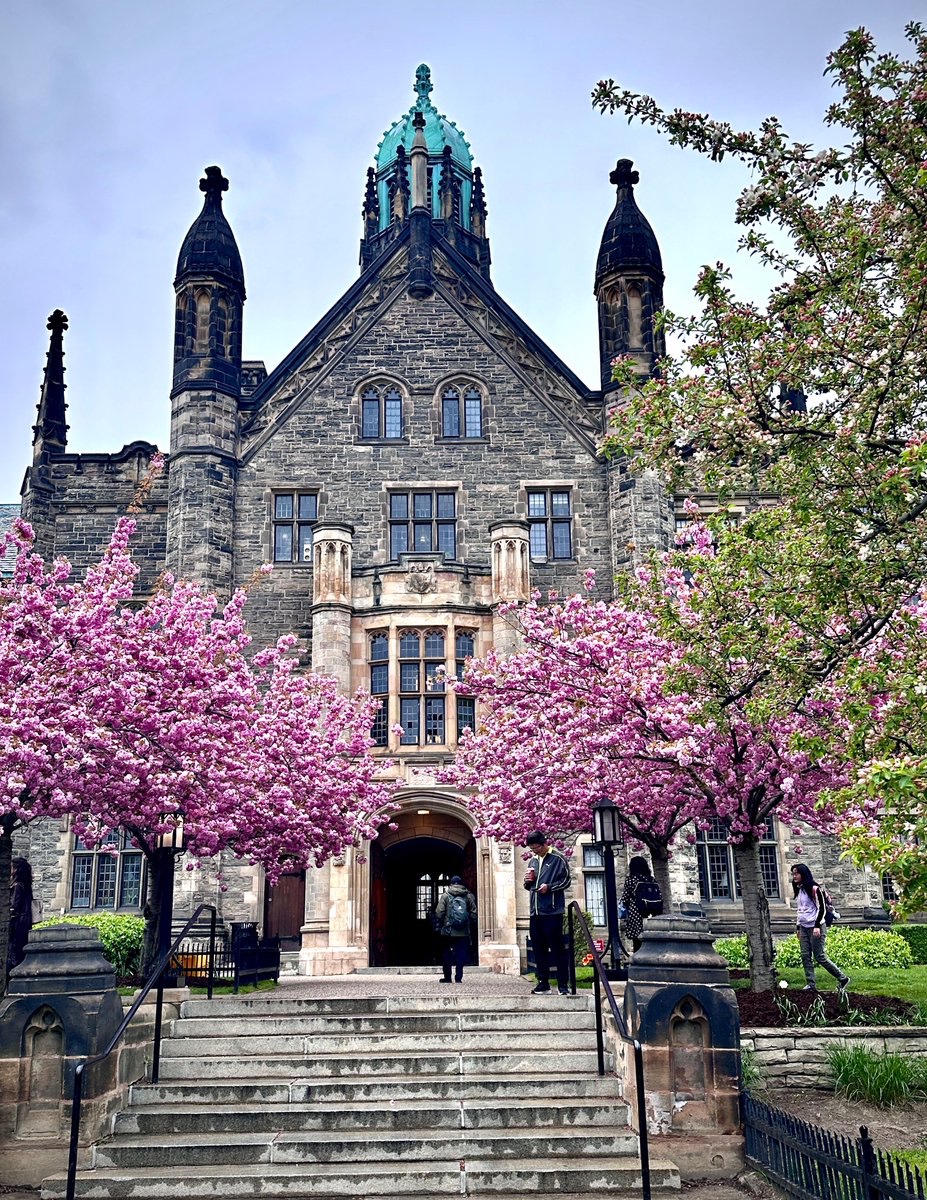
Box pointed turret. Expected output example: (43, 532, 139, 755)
(595, 159, 665, 389)
(32, 309, 69, 466)
(172, 166, 245, 398)
(167, 167, 243, 593)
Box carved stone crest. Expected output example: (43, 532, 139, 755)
(405, 560, 437, 594)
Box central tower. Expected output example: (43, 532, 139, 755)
(360, 65, 491, 281)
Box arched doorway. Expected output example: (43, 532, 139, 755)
(369, 806, 477, 967)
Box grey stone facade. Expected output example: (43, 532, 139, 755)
(12, 65, 886, 969)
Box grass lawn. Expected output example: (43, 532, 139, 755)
(730, 964, 927, 1005)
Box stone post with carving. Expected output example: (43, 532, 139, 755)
(621, 912, 743, 1182)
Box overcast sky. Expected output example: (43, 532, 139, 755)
(0, 0, 915, 501)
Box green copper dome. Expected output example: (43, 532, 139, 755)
(375, 65, 473, 172)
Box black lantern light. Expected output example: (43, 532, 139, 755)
(592, 796, 626, 977)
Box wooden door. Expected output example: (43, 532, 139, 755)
(263, 869, 306, 950)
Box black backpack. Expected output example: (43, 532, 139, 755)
(820, 886, 839, 927)
(634, 878, 664, 918)
(444, 893, 470, 935)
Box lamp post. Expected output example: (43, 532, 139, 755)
(592, 795, 626, 977)
(153, 818, 185, 980)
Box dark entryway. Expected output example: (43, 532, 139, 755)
(370, 833, 477, 967)
(263, 868, 306, 951)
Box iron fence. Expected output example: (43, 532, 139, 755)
(744, 1091, 927, 1200)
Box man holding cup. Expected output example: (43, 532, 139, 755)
(523, 831, 572, 994)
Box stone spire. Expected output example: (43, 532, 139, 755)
(595, 159, 665, 388)
(32, 309, 69, 465)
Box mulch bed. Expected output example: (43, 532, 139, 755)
(737, 987, 916, 1027)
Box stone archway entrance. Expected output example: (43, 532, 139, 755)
(369, 806, 477, 968)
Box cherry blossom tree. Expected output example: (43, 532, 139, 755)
(1, 516, 393, 989)
(447, 532, 847, 990)
(592, 23, 927, 910)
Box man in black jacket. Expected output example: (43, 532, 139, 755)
(523, 831, 572, 994)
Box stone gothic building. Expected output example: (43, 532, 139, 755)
(14, 66, 890, 973)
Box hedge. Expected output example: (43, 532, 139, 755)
(894, 925, 927, 965)
(34, 913, 145, 976)
(715, 928, 915, 973)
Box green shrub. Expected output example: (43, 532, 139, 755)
(774, 927, 914, 972)
(35, 914, 145, 976)
(715, 935, 750, 970)
(826, 1043, 927, 1106)
(895, 925, 927, 965)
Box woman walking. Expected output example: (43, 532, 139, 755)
(791, 862, 850, 994)
(620, 855, 656, 953)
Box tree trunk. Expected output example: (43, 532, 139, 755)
(141, 849, 175, 978)
(0, 817, 14, 997)
(647, 840, 673, 910)
(732, 835, 775, 992)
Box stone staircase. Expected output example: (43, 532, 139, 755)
(42, 989, 681, 1198)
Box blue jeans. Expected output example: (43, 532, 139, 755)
(797, 925, 845, 987)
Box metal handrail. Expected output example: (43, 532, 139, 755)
(567, 901, 651, 1200)
(65, 903, 218, 1200)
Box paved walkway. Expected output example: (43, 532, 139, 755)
(271, 969, 544, 998)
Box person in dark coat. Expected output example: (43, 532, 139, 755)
(434, 875, 477, 983)
(8, 857, 34, 973)
(620, 855, 654, 953)
(523, 831, 572, 994)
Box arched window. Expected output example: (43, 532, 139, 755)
(442, 384, 483, 438)
(194, 292, 211, 354)
(361, 384, 404, 439)
(398, 629, 446, 745)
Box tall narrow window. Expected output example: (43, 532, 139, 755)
(369, 632, 389, 747)
(389, 490, 457, 560)
(273, 492, 318, 563)
(455, 629, 476, 737)
(195, 292, 210, 354)
(361, 385, 404, 439)
(582, 845, 607, 927)
(527, 489, 573, 561)
(627, 285, 643, 349)
(398, 629, 446, 746)
(442, 385, 483, 438)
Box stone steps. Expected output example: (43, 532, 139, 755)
(114, 1095, 630, 1135)
(45, 1157, 680, 1197)
(41, 991, 680, 1198)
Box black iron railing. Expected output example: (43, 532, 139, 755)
(566, 901, 651, 1200)
(744, 1091, 927, 1200)
(65, 903, 218, 1200)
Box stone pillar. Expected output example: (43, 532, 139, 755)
(310, 522, 354, 693)
(489, 519, 530, 658)
(622, 912, 743, 1182)
(0, 924, 125, 1186)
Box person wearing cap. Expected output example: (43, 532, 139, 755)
(523, 831, 572, 994)
(434, 874, 477, 983)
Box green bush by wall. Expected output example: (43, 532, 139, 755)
(895, 925, 927, 965)
(715, 928, 915, 973)
(34, 913, 145, 977)
(775, 927, 913, 972)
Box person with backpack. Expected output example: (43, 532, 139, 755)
(791, 862, 850, 995)
(524, 831, 573, 994)
(620, 855, 662, 953)
(435, 875, 476, 983)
